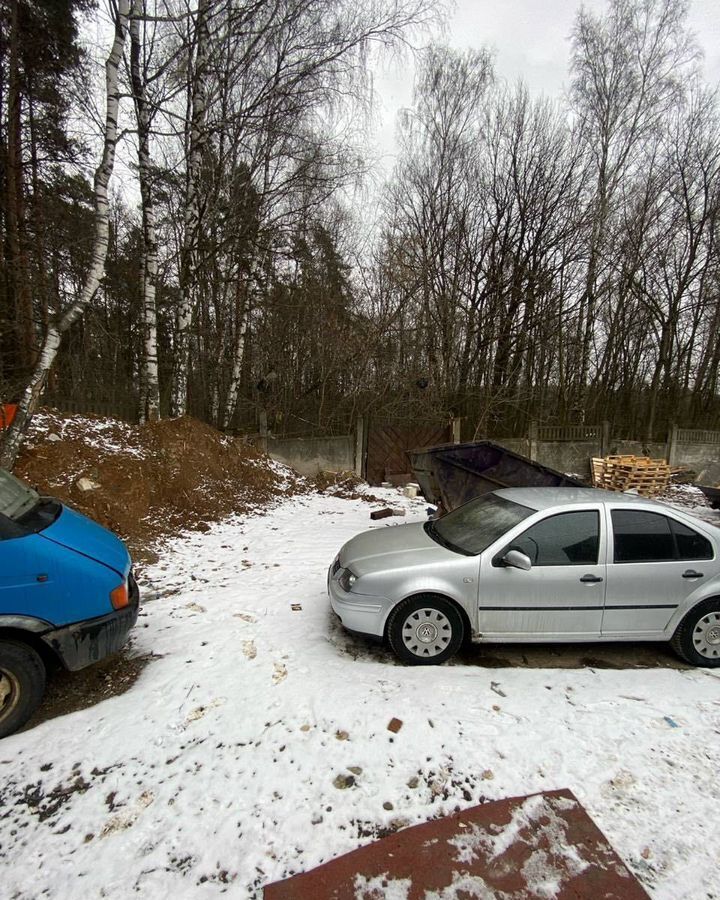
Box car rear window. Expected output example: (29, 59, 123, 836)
(670, 519, 713, 561)
(611, 509, 713, 562)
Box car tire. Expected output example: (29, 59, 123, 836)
(671, 599, 720, 667)
(0, 641, 47, 739)
(387, 595, 464, 665)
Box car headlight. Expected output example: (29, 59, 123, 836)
(338, 568, 357, 592)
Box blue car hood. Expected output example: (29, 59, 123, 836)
(40, 504, 131, 577)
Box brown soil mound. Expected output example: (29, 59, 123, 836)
(15, 409, 305, 560)
(310, 470, 381, 502)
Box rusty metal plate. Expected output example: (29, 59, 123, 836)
(264, 789, 649, 899)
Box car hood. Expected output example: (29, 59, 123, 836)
(340, 522, 459, 577)
(39, 504, 131, 578)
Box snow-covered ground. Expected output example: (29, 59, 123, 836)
(2, 490, 719, 899)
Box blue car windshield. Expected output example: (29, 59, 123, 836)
(0, 468, 40, 520)
(427, 493, 532, 555)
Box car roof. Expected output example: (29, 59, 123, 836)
(493, 486, 667, 512)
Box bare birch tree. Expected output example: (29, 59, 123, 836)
(130, 0, 161, 422)
(0, 0, 131, 468)
(570, 0, 699, 399)
(172, 0, 209, 416)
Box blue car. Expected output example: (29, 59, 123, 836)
(0, 469, 139, 737)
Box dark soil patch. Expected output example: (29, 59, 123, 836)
(20, 646, 154, 733)
(454, 640, 688, 670)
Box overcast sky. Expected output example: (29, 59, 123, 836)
(370, 0, 720, 171)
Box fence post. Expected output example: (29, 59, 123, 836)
(258, 408, 269, 453)
(601, 420, 610, 457)
(666, 422, 678, 466)
(452, 417, 462, 444)
(528, 420, 538, 461)
(354, 417, 365, 478)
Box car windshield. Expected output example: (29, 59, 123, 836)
(427, 493, 533, 555)
(0, 468, 40, 520)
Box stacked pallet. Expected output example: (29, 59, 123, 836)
(591, 455, 671, 497)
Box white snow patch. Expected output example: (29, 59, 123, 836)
(0, 491, 718, 899)
(354, 872, 412, 899)
(424, 870, 501, 899)
(449, 796, 589, 898)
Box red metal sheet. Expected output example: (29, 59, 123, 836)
(264, 789, 649, 899)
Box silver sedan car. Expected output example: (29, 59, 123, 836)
(328, 487, 720, 666)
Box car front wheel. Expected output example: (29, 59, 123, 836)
(0, 641, 47, 739)
(671, 600, 720, 667)
(387, 595, 464, 665)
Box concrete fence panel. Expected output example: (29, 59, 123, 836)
(267, 435, 355, 476)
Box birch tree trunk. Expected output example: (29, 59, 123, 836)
(172, 0, 210, 417)
(0, 0, 131, 469)
(130, 0, 160, 422)
(221, 290, 248, 430)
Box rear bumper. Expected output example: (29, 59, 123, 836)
(41, 574, 140, 671)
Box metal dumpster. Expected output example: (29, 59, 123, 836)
(408, 441, 586, 512)
(697, 485, 720, 510)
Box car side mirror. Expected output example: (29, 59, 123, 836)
(502, 549, 532, 571)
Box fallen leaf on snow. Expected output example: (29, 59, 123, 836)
(242, 640, 257, 660)
(272, 662, 287, 684)
(101, 791, 154, 837)
(333, 774, 355, 789)
(185, 698, 225, 726)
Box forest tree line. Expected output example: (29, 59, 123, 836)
(1, 0, 719, 465)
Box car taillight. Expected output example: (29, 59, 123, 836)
(110, 582, 129, 610)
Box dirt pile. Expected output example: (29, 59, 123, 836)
(15, 410, 305, 558)
(310, 470, 381, 502)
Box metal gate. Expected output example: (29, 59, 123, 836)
(365, 419, 453, 486)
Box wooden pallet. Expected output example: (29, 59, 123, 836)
(591, 455, 670, 497)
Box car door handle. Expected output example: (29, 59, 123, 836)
(579, 574, 603, 583)
(682, 570, 704, 579)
